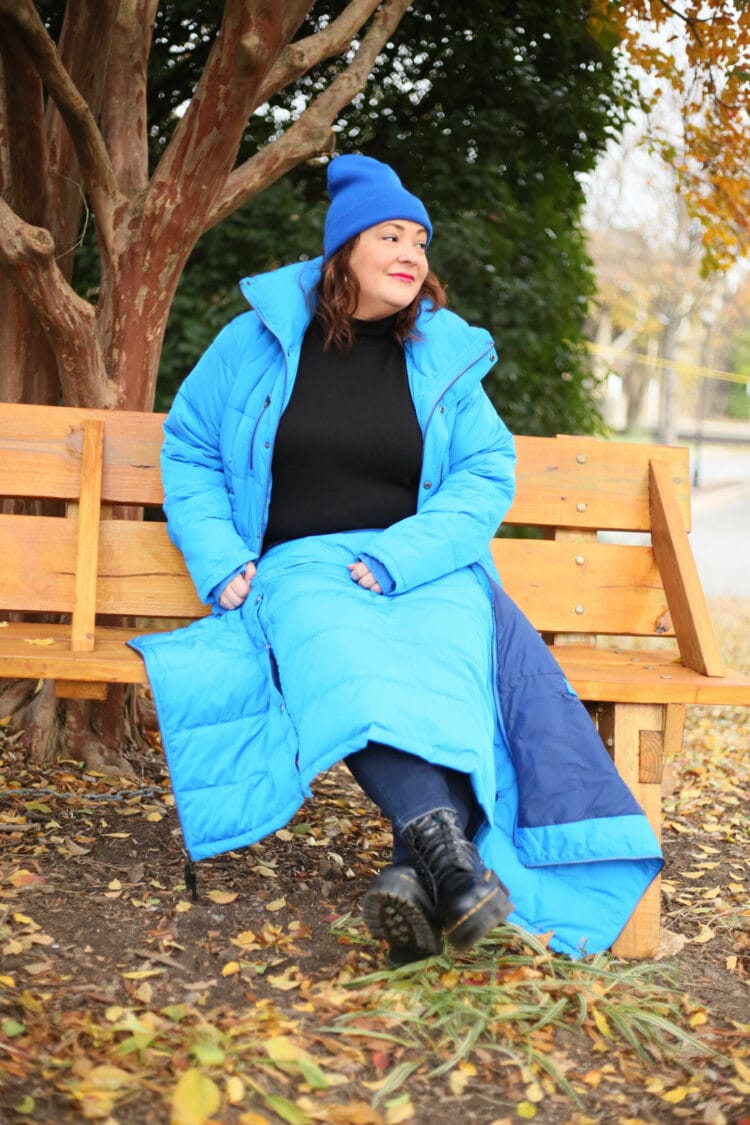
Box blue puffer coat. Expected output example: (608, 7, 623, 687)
(131, 258, 662, 958)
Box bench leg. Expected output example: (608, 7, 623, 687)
(597, 702, 676, 958)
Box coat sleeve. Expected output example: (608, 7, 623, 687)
(357, 382, 516, 594)
(161, 323, 254, 606)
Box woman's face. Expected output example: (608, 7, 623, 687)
(347, 220, 429, 320)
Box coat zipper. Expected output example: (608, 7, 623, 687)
(249, 395, 272, 470)
(419, 342, 495, 491)
(258, 352, 290, 542)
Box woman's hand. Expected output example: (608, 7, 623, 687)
(219, 562, 257, 610)
(347, 561, 383, 594)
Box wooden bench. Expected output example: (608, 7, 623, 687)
(2, 402, 749, 957)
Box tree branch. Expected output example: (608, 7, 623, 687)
(44, 0, 120, 278)
(100, 0, 159, 197)
(0, 198, 113, 408)
(207, 0, 412, 228)
(656, 1, 706, 45)
(255, 0, 382, 105)
(0, 0, 121, 255)
(151, 1, 312, 196)
(0, 18, 48, 226)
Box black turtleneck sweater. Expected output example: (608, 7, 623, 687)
(263, 315, 423, 550)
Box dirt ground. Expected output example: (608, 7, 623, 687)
(1, 598, 748, 1125)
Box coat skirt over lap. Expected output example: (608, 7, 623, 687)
(130, 258, 662, 958)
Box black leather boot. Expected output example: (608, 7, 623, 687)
(362, 861, 442, 964)
(402, 807, 512, 951)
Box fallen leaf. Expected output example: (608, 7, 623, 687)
(231, 930, 260, 950)
(134, 981, 153, 1004)
(262, 1036, 327, 1089)
(267, 967, 301, 991)
(205, 889, 238, 905)
(262, 1095, 311, 1124)
(449, 1069, 471, 1095)
(660, 1086, 689, 1103)
(171, 1068, 221, 1125)
(8, 869, 44, 888)
(734, 1058, 750, 1083)
(524, 1081, 545, 1103)
(225, 1075, 245, 1105)
(385, 1100, 414, 1124)
(515, 1103, 536, 1120)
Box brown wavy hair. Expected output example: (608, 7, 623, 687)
(316, 236, 447, 352)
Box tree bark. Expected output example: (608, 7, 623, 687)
(46, 0, 120, 279)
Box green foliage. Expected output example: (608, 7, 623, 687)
(327, 920, 717, 1104)
(723, 329, 750, 421)
(48, 0, 629, 434)
(155, 1, 629, 436)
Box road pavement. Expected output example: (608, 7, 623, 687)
(688, 443, 750, 599)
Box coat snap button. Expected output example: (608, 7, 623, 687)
(423, 481, 432, 489)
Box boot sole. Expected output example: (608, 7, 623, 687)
(444, 884, 514, 951)
(362, 874, 442, 959)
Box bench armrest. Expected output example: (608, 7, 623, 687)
(649, 458, 724, 677)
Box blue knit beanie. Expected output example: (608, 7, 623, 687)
(323, 154, 432, 260)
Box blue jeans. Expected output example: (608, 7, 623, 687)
(345, 742, 481, 862)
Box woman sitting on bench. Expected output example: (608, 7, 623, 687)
(132, 155, 661, 963)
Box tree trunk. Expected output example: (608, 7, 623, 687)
(658, 317, 680, 446)
(0, 0, 411, 767)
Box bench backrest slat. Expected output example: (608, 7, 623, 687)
(0, 403, 165, 505)
(505, 435, 691, 532)
(97, 521, 208, 618)
(494, 539, 674, 637)
(0, 513, 78, 613)
(0, 403, 706, 651)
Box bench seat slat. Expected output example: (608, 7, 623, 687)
(2, 623, 749, 705)
(0, 623, 148, 683)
